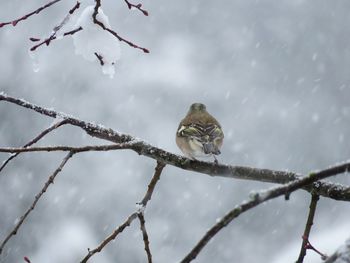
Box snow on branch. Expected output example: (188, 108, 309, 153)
(92, 0, 150, 54)
(179, 166, 349, 262)
(29, 1, 82, 51)
(1, 93, 350, 262)
(1, 93, 349, 202)
(0, 0, 149, 78)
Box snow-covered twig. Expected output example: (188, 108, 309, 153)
(29, 1, 82, 51)
(296, 194, 321, 263)
(0, 143, 137, 154)
(0, 152, 74, 255)
(0, 0, 62, 28)
(0, 0, 149, 61)
(0, 93, 349, 202)
(180, 168, 348, 263)
(0, 119, 68, 174)
(94, 52, 105, 65)
(30, 27, 83, 51)
(92, 0, 149, 53)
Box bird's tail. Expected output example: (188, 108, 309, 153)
(203, 143, 220, 155)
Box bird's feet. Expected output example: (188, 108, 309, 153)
(213, 155, 219, 165)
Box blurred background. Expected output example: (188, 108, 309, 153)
(0, 0, 350, 262)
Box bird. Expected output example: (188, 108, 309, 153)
(176, 103, 224, 162)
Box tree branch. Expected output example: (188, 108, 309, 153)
(124, 0, 149, 16)
(29, 1, 81, 51)
(138, 213, 152, 263)
(80, 212, 138, 263)
(92, 0, 149, 53)
(139, 161, 165, 206)
(0, 152, 74, 255)
(80, 161, 165, 262)
(0, 144, 137, 154)
(30, 27, 83, 51)
(0, 119, 67, 174)
(0, 0, 62, 28)
(296, 194, 320, 263)
(1, 93, 349, 201)
(180, 165, 350, 262)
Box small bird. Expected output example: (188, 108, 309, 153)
(176, 103, 224, 162)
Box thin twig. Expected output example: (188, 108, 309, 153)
(0, 119, 67, 174)
(303, 237, 328, 260)
(69, 1, 81, 14)
(29, 1, 82, 51)
(81, 161, 165, 262)
(0, 143, 137, 154)
(30, 27, 83, 42)
(138, 213, 152, 263)
(1, 93, 349, 202)
(296, 193, 320, 263)
(139, 161, 166, 206)
(92, 0, 149, 53)
(180, 169, 349, 262)
(30, 26, 83, 51)
(0, 0, 62, 28)
(124, 0, 149, 16)
(0, 152, 74, 255)
(136, 162, 166, 262)
(80, 212, 138, 263)
(94, 52, 104, 66)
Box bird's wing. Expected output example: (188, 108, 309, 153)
(178, 123, 223, 141)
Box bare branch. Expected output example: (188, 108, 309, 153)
(139, 161, 166, 206)
(136, 162, 165, 262)
(138, 213, 152, 263)
(0, 119, 67, 174)
(69, 1, 81, 14)
(80, 212, 138, 263)
(94, 52, 105, 66)
(180, 165, 350, 263)
(81, 161, 165, 262)
(301, 237, 328, 261)
(0, 0, 62, 28)
(92, 0, 149, 53)
(0, 143, 137, 154)
(296, 194, 320, 263)
(124, 0, 149, 16)
(1, 93, 349, 201)
(0, 152, 74, 255)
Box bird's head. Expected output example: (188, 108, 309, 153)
(189, 103, 207, 113)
